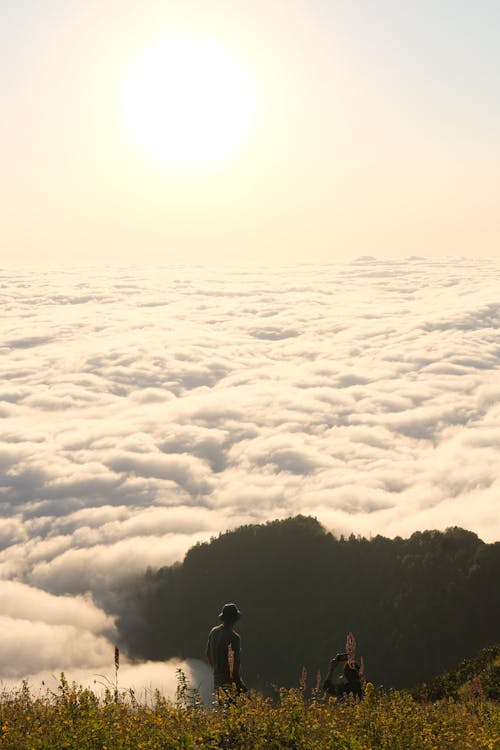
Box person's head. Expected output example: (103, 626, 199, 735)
(218, 602, 241, 627)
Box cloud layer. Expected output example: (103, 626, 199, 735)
(1, 259, 499, 629)
(0, 579, 210, 700)
(0, 659, 212, 704)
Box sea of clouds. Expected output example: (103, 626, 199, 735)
(1, 258, 499, 691)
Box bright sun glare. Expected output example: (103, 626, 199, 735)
(119, 33, 259, 171)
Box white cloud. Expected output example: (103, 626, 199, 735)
(0, 258, 499, 619)
(0, 580, 114, 632)
(27, 532, 213, 595)
(0, 579, 211, 701)
(0, 616, 112, 676)
(0, 582, 114, 677)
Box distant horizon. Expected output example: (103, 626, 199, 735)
(2, 254, 499, 269)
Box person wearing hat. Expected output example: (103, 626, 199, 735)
(206, 602, 247, 697)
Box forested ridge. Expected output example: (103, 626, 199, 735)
(117, 516, 500, 690)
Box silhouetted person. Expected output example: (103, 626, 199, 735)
(206, 602, 247, 698)
(323, 654, 363, 700)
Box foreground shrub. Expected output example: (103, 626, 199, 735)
(0, 675, 498, 750)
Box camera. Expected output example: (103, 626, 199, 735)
(337, 653, 349, 662)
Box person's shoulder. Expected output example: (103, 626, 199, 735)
(208, 624, 223, 637)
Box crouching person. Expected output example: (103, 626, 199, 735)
(206, 602, 247, 703)
(323, 653, 363, 700)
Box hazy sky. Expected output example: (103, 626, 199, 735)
(2, 0, 499, 263)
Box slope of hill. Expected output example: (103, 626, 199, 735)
(412, 644, 500, 701)
(115, 515, 500, 690)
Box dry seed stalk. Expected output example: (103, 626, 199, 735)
(299, 665, 307, 691)
(315, 668, 322, 692)
(359, 656, 367, 688)
(346, 631, 356, 667)
(227, 643, 235, 680)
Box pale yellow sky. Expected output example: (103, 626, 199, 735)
(2, 0, 499, 264)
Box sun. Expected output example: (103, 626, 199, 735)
(119, 33, 259, 171)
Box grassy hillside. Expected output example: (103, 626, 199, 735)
(0, 674, 498, 750)
(412, 644, 500, 702)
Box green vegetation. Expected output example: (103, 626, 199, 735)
(412, 644, 500, 702)
(117, 515, 500, 690)
(1, 674, 499, 750)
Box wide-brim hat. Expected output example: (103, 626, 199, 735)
(218, 603, 241, 621)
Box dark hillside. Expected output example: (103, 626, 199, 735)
(412, 644, 500, 701)
(116, 516, 500, 690)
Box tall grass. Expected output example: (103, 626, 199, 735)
(0, 673, 498, 749)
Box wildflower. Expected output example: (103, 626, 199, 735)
(364, 682, 375, 700)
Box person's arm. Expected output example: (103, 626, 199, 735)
(232, 635, 246, 691)
(206, 632, 214, 667)
(324, 654, 342, 687)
